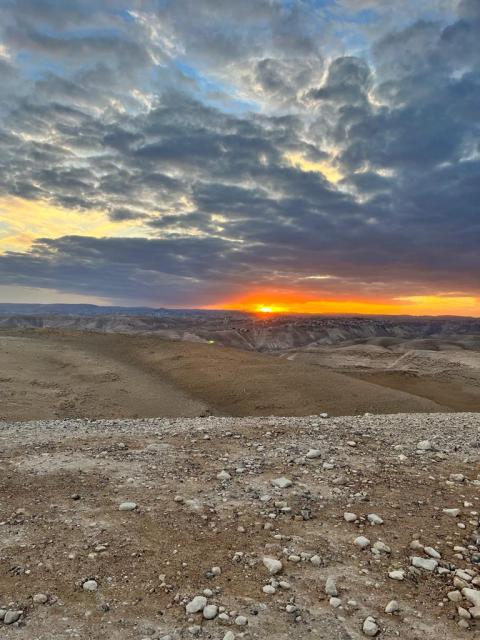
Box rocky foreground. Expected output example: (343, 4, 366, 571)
(0, 413, 479, 639)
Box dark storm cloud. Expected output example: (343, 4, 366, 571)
(0, 0, 479, 305)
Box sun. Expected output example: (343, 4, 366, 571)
(258, 305, 274, 313)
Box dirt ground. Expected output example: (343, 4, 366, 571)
(0, 330, 454, 422)
(0, 413, 479, 639)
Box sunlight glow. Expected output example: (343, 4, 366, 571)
(285, 152, 343, 184)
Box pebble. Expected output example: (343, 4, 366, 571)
(263, 556, 283, 574)
(362, 616, 380, 636)
(411, 556, 438, 571)
(33, 593, 48, 604)
(389, 570, 405, 581)
(223, 633, 235, 640)
(424, 546, 441, 559)
(203, 604, 218, 619)
(417, 440, 432, 451)
(82, 579, 98, 592)
(306, 449, 322, 459)
(263, 585, 276, 595)
(235, 615, 248, 626)
(367, 514, 384, 525)
(325, 576, 338, 596)
(186, 596, 207, 614)
(4, 611, 22, 625)
(344, 512, 357, 522)
(373, 541, 391, 554)
(385, 600, 400, 614)
(443, 508, 460, 517)
(118, 502, 137, 511)
(217, 470, 231, 481)
(271, 477, 292, 489)
(330, 597, 342, 608)
(462, 588, 480, 607)
(310, 554, 321, 566)
(354, 536, 371, 549)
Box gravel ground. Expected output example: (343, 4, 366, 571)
(0, 412, 480, 639)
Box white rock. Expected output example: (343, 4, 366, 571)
(33, 593, 48, 604)
(325, 576, 338, 596)
(306, 449, 322, 459)
(330, 597, 342, 608)
(4, 611, 22, 625)
(310, 554, 321, 566)
(235, 615, 248, 626)
(447, 590, 462, 602)
(385, 600, 400, 614)
(217, 470, 231, 481)
(373, 541, 391, 554)
(223, 633, 235, 640)
(82, 579, 98, 592)
(271, 477, 292, 489)
(344, 512, 357, 522)
(424, 546, 441, 559)
(462, 588, 480, 607)
(262, 556, 283, 575)
(443, 508, 460, 517)
(449, 473, 465, 482)
(367, 514, 384, 525)
(203, 604, 218, 619)
(411, 556, 438, 571)
(262, 585, 276, 595)
(354, 536, 371, 549)
(417, 440, 432, 451)
(362, 616, 380, 636)
(186, 596, 208, 614)
(118, 501, 137, 511)
(388, 570, 405, 581)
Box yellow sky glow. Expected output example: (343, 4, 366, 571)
(0, 196, 146, 253)
(285, 152, 343, 183)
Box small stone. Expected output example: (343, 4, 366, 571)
(118, 502, 137, 511)
(344, 512, 357, 522)
(82, 579, 98, 592)
(263, 556, 283, 574)
(389, 570, 405, 581)
(271, 477, 292, 489)
(262, 585, 276, 595)
(217, 470, 231, 481)
(450, 474, 465, 482)
(354, 536, 371, 549)
(411, 556, 438, 571)
(424, 546, 441, 559)
(310, 554, 321, 566)
(306, 449, 322, 459)
(33, 593, 48, 604)
(186, 596, 208, 614)
(330, 597, 342, 608)
(223, 633, 235, 640)
(417, 440, 432, 451)
(235, 615, 248, 626)
(470, 606, 480, 619)
(448, 590, 462, 602)
(362, 616, 380, 636)
(385, 600, 400, 614)
(443, 508, 460, 517)
(367, 514, 384, 525)
(4, 611, 22, 625)
(211, 566, 222, 576)
(458, 607, 471, 619)
(462, 588, 480, 607)
(325, 576, 338, 596)
(203, 604, 218, 619)
(373, 541, 391, 554)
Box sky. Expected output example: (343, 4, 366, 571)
(0, 0, 479, 315)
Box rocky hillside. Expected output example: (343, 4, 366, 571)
(0, 413, 479, 639)
(0, 308, 479, 351)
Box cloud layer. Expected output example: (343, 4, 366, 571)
(0, 0, 479, 310)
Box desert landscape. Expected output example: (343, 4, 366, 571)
(0, 310, 480, 638)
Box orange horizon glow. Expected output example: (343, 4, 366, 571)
(206, 292, 480, 317)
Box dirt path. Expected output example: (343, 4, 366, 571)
(0, 330, 451, 421)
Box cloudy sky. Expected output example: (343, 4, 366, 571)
(0, 0, 479, 314)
